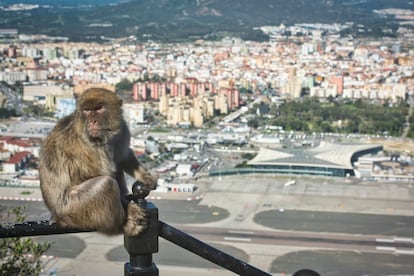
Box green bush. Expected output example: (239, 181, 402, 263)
(0, 207, 51, 276)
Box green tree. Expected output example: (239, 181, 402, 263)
(0, 108, 16, 119)
(247, 117, 259, 129)
(320, 121, 333, 132)
(0, 207, 51, 276)
(235, 161, 249, 168)
(115, 78, 133, 91)
(241, 153, 257, 160)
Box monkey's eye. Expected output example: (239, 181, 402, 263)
(82, 105, 104, 114)
(95, 105, 105, 113)
(82, 107, 92, 115)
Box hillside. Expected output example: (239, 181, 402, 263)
(0, 0, 412, 42)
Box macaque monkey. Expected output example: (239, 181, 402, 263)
(39, 87, 157, 236)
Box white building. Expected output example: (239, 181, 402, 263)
(176, 164, 193, 176)
(123, 103, 145, 125)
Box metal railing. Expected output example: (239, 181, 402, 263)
(0, 182, 320, 276)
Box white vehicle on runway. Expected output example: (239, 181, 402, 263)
(284, 180, 296, 187)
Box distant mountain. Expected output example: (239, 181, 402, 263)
(0, 0, 412, 42)
(0, 0, 124, 6)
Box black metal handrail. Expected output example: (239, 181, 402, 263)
(159, 221, 269, 275)
(0, 219, 271, 275)
(0, 220, 93, 238)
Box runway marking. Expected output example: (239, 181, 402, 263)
(395, 249, 414, 255)
(224, 237, 251, 242)
(377, 246, 414, 255)
(227, 230, 255, 235)
(393, 237, 414, 243)
(376, 237, 414, 243)
(376, 246, 396, 251)
(376, 238, 395, 243)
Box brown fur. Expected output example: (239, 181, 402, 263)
(39, 87, 156, 236)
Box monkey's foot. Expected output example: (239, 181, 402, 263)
(124, 202, 148, 236)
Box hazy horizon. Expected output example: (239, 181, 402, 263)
(0, 0, 125, 6)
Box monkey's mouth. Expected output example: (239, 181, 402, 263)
(88, 133, 105, 144)
(89, 127, 101, 137)
(88, 127, 112, 141)
(88, 127, 112, 138)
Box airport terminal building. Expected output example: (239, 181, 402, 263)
(245, 142, 383, 177)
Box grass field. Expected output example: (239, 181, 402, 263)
(369, 138, 414, 154)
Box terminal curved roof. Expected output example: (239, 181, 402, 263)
(248, 142, 383, 170)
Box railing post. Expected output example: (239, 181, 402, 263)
(124, 182, 159, 276)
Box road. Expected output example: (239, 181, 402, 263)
(402, 93, 414, 138)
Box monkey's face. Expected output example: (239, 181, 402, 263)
(82, 104, 108, 139)
(77, 88, 123, 144)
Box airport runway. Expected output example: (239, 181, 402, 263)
(1, 194, 414, 275)
(177, 225, 414, 254)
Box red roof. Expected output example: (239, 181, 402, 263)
(0, 136, 35, 147)
(5, 151, 31, 164)
(10, 140, 32, 147)
(0, 136, 14, 142)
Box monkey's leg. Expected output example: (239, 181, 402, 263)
(124, 202, 148, 236)
(59, 176, 125, 235)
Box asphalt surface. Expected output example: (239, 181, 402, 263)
(1, 174, 414, 275)
(272, 250, 414, 276)
(254, 209, 414, 236)
(107, 240, 248, 269)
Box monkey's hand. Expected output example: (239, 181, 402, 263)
(136, 170, 158, 191)
(124, 202, 148, 236)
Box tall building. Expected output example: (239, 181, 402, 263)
(132, 83, 139, 101)
(150, 83, 159, 99)
(285, 68, 302, 98)
(192, 106, 204, 128)
(136, 82, 148, 101)
(180, 83, 187, 97)
(7, 46, 16, 58)
(170, 83, 178, 97)
(215, 94, 228, 114)
(392, 84, 407, 102)
(137, 80, 239, 127)
(222, 88, 240, 110)
(329, 75, 344, 96)
(159, 93, 169, 114)
(190, 83, 197, 97)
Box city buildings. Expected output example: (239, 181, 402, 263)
(0, 22, 413, 179)
(0, 22, 411, 119)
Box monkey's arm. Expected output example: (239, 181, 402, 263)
(119, 148, 157, 190)
(113, 122, 157, 190)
